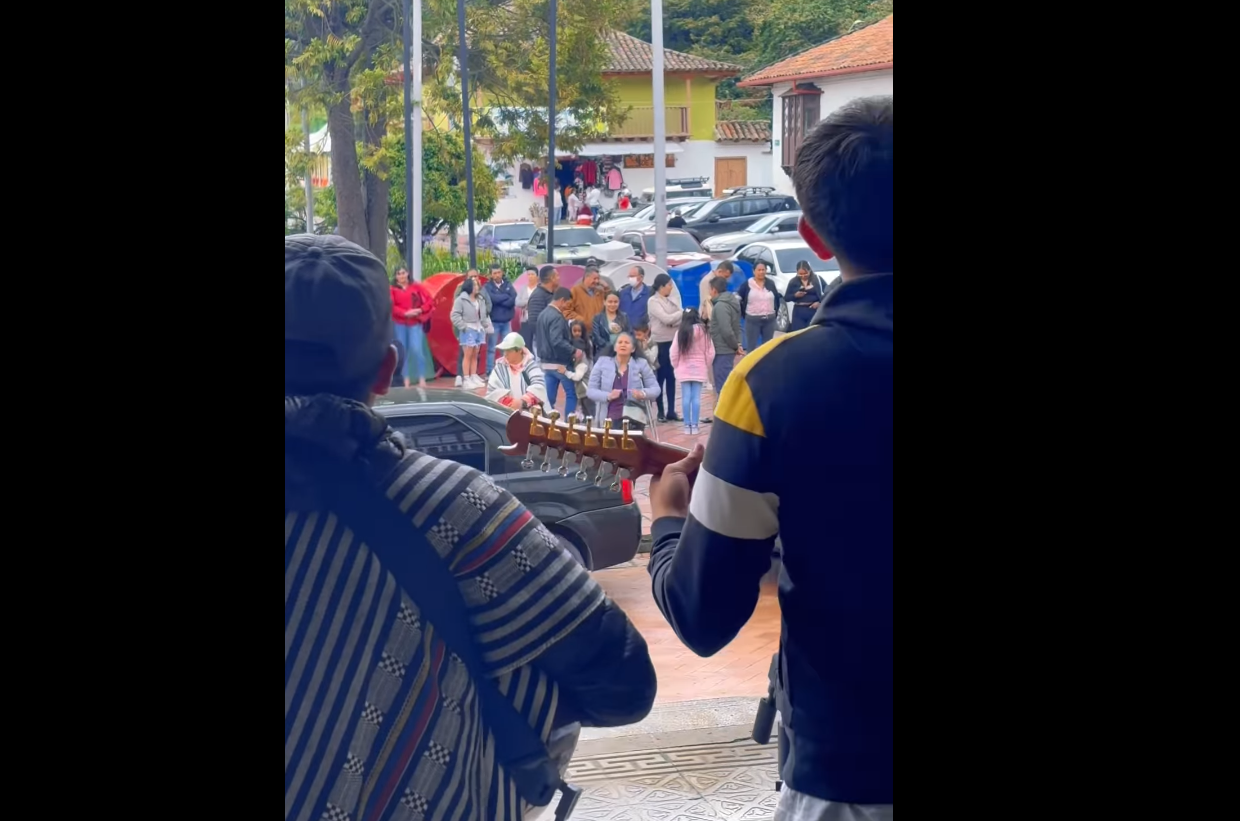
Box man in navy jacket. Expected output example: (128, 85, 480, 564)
(484, 265, 517, 377)
(647, 96, 894, 820)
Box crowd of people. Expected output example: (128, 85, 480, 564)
(389, 245, 846, 434)
(287, 94, 892, 821)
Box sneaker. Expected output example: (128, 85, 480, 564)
(683, 425, 692, 436)
(454, 375, 463, 387)
(657, 414, 666, 423)
(666, 413, 681, 422)
(468, 375, 485, 389)
(690, 425, 699, 435)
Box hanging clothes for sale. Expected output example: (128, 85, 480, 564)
(606, 165, 624, 191)
(581, 160, 598, 186)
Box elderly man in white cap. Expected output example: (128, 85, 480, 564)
(485, 331, 548, 409)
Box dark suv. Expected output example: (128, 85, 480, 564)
(374, 388, 642, 570)
(680, 191, 799, 242)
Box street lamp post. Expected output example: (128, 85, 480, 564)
(403, 0, 421, 280)
(458, 0, 477, 270)
(651, 0, 667, 270)
(546, 0, 558, 265)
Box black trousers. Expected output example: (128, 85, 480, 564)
(655, 342, 677, 419)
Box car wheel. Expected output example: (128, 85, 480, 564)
(551, 530, 588, 569)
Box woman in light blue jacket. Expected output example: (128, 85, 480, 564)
(587, 331, 661, 430)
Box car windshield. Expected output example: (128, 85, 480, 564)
(743, 215, 783, 233)
(675, 201, 709, 217)
(690, 200, 719, 219)
(776, 248, 840, 274)
(553, 228, 603, 246)
(493, 224, 536, 242)
(665, 233, 702, 253)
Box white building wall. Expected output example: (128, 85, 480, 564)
(489, 138, 779, 224)
(769, 69, 893, 194)
(710, 142, 775, 190)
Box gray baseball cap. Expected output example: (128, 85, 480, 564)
(285, 234, 393, 389)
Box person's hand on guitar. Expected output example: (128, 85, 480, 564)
(650, 443, 704, 520)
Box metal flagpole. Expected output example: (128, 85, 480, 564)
(403, 0, 418, 279)
(458, 0, 477, 270)
(651, 0, 667, 270)
(546, 0, 558, 265)
(413, 0, 424, 282)
(301, 106, 315, 232)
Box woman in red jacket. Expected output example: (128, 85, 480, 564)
(391, 268, 432, 387)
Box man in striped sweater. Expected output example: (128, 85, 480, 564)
(285, 234, 656, 821)
(646, 96, 894, 820)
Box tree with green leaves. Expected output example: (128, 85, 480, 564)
(388, 130, 498, 260)
(421, 0, 634, 165)
(286, 0, 401, 261)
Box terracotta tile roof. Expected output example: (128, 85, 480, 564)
(739, 14, 893, 87)
(715, 120, 771, 142)
(604, 30, 743, 75)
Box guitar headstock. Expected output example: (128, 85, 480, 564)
(500, 405, 688, 492)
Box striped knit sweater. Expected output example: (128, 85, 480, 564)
(285, 394, 654, 821)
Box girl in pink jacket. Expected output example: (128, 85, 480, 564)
(669, 308, 715, 435)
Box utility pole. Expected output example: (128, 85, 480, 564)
(546, 0, 557, 265)
(651, 0, 667, 270)
(403, 0, 421, 279)
(458, 0, 477, 270)
(299, 82, 314, 233)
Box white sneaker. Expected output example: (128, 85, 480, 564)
(454, 375, 463, 387)
(468, 376, 485, 389)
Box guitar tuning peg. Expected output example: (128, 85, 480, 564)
(529, 404, 546, 437)
(621, 418, 638, 451)
(602, 419, 618, 450)
(565, 413, 581, 445)
(547, 410, 563, 441)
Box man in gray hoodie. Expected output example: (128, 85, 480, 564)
(707, 276, 744, 392)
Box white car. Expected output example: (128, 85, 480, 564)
(597, 197, 711, 239)
(699, 211, 803, 255)
(731, 238, 841, 297)
(476, 222, 538, 261)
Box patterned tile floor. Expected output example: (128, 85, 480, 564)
(540, 728, 782, 821)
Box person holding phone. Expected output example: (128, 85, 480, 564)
(784, 260, 828, 332)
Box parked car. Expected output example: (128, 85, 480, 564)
(518, 225, 608, 267)
(617, 228, 713, 268)
(731, 238, 841, 296)
(597, 197, 712, 239)
(374, 388, 642, 570)
(699, 211, 804, 255)
(476, 221, 538, 261)
(638, 176, 712, 204)
(680, 192, 799, 242)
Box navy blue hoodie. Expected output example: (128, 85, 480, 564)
(649, 273, 893, 804)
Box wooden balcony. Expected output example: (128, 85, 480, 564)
(608, 105, 690, 139)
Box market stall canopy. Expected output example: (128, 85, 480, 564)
(574, 142, 683, 156)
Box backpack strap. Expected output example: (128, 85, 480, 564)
(311, 448, 581, 818)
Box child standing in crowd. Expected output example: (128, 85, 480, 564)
(567, 320, 595, 417)
(669, 308, 714, 435)
(633, 323, 660, 370)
